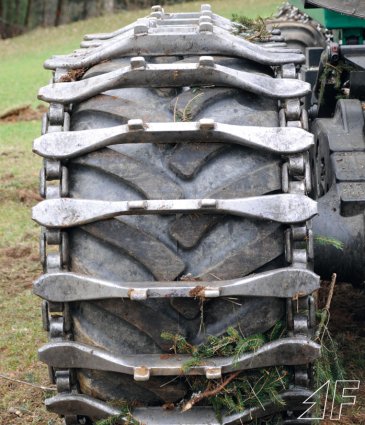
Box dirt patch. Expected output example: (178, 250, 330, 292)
(0, 104, 47, 123)
(0, 376, 62, 425)
(17, 189, 42, 205)
(0, 243, 41, 296)
(2, 246, 32, 259)
(0, 187, 42, 206)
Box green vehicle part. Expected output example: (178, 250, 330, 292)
(289, 0, 365, 44)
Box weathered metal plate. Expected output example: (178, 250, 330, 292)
(38, 338, 320, 377)
(45, 388, 312, 424)
(39, 59, 310, 104)
(33, 120, 314, 159)
(44, 27, 305, 70)
(32, 195, 318, 228)
(33, 267, 320, 301)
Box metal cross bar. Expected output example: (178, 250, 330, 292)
(82, 17, 233, 47)
(33, 120, 314, 159)
(38, 338, 320, 379)
(44, 28, 305, 70)
(83, 5, 232, 41)
(39, 57, 311, 104)
(32, 194, 318, 228)
(45, 388, 312, 424)
(33, 268, 320, 302)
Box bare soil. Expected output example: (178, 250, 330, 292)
(0, 105, 47, 123)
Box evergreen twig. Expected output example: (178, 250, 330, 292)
(314, 235, 344, 251)
(231, 14, 272, 41)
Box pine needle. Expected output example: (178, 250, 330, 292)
(314, 235, 344, 251)
(231, 14, 272, 41)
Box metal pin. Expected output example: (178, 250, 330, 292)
(198, 56, 215, 68)
(201, 4, 212, 11)
(203, 287, 221, 298)
(127, 200, 147, 210)
(130, 57, 146, 70)
(150, 12, 162, 19)
(198, 118, 215, 129)
(127, 118, 145, 130)
(129, 289, 148, 301)
(199, 22, 213, 33)
(134, 24, 149, 36)
(199, 16, 212, 24)
(134, 367, 150, 381)
(205, 367, 222, 379)
(199, 199, 217, 208)
(151, 5, 163, 12)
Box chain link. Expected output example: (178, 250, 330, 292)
(39, 71, 74, 421)
(278, 61, 315, 394)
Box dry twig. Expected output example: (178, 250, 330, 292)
(181, 371, 241, 412)
(315, 273, 337, 341)
(0, 373, 57, 391)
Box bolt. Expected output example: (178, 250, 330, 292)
(199, 22, 213, 33)
(199, 16, 212, 24)
(201, 4, 212, 11)
(199, 118, 216, 129)
(150, 11, 162, 19)
(134, 22, 149, 36)
(151, 5, 163, 12)
(130, 57, 146, 70)
(198, 56, 215, 68)
(127, 118, 145, 130)
(271, 28, 281, 35)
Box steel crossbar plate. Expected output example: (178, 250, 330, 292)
(34, 268, 320, 301)
(34, 268, 320, 302)
(45, 388, 312, 424)
(39, 338, 320, 379)
(82, 19, 233, 47)
(32, 195, 318, 228)
(33, 120, 314, 159)
(84, 12, 232, 40)
(39, 58, 310, 104)
(44, 28, 305, 70)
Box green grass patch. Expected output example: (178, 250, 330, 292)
(0, 122, 40, 248)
